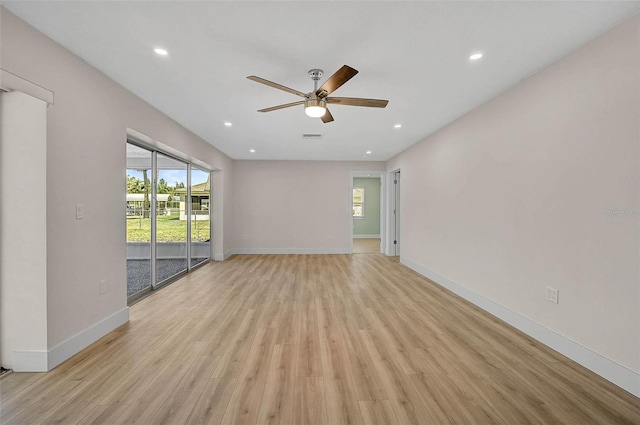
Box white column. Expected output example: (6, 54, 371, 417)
(0, 90, 48, 371)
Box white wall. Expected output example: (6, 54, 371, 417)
(0, 91, 48, 370)
(387, 15, 639, 389)
(231, 161, 385, 254)
(0, 7, 233, 367)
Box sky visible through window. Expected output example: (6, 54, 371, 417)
(126, 168, 208, 187)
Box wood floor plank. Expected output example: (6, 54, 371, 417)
(358, 400, 400, 425)
(335, 297, 387, 401)
(97, 363, 158, 407)
(200, 300, 249, 358)
(40, 362, 133, 425)
(296, 293, 322, 378)
(112, 341, 207, 425)
(1, 371, 83, 423)
(0, 372, 39, 404)
(317, 296, 363, 425)
(221, 327, 278, 425)
(359, 329, 432, 425)
(257, 343, 296, 425)
(184, 377, 236, 425)
(149, 355, 221, 424)
(212, 309, 259, 378)
(1, 254, 638, 425)
(4, 379, 85, 425)
(76, 404, 129, 425)
(293, 377, 328, 425)
(274, 299, 299, 345)
(365, 307, 422, 375)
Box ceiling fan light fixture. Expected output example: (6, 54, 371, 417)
(304, 98, 327, 118)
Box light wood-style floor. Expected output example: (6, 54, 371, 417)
(1, 254, 639, 424)
(353, 238, 380, 254)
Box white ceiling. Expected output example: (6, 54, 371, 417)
(4, 1, 639, 161)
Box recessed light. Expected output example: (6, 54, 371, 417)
(469, 52, 483, 61)
(249, 149, 255, 153)
(366, 150, 372, 155)
(154, 48, 168, 56)
(224, 122, 232, 127)
(394, 124, 402, 128)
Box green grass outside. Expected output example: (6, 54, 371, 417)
(127, 214, 210, 242)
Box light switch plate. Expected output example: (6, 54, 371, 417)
(546, 286, 559, 304)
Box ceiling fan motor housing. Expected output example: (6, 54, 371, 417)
(304, 97, 327, 117)
(304, 97, 326, 108)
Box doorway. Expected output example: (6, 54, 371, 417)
(349, 171, 385, 254)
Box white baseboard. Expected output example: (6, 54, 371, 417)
(400, 257, 640, 398)
(353, 234, 381, 239)
(12, 350, 48, 372)
(11, 308, 129, 372)
(223, 249, 236, 260)
(47, 307, 129, 371)
(232, 247, 350, 255)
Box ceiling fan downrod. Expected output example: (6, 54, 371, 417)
(308, 69, 323, 93)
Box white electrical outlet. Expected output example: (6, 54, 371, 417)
(99, 279, 106, 295)
(76, 203, 84, 219)
(546, 286, 559, 304)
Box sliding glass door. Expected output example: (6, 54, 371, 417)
(126, 142, 212, 301)
(156, 153, 188, 283)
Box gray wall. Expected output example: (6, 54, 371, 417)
(353, 177, 381, 236)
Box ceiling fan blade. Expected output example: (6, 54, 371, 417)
(247, 76, 306, 98)
(258, 100, 305, 113)
(321, 108, 334, 123)
(327, 97, 389, 108)
(316, 65, 358, 98)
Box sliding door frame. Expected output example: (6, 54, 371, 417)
(126, 139, 212, 304)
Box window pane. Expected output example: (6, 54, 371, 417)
(126, 143, 152, 297)
(191, 167, 210, 267)
(353, 187, 365, 203)
(353, 187, 365, 217)
(156, 153, 188, 283)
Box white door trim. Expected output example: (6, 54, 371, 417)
(386, 169, 401, 256)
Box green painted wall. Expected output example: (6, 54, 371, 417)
(353, 177, 380, 236)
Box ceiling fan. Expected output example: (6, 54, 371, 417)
(247, 65, 389, 123)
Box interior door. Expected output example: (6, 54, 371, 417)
(393, 170, 400, 256)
